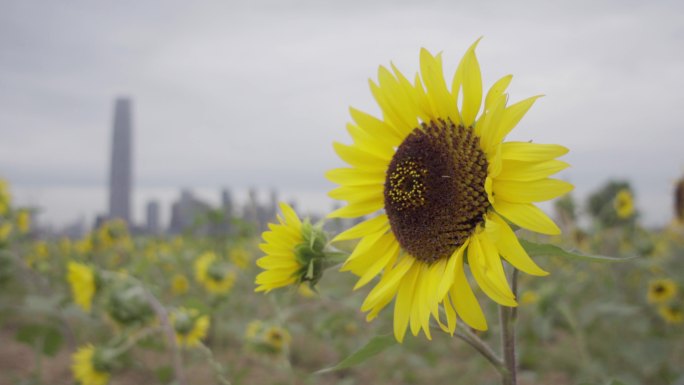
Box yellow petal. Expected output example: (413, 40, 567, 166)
(349, 107, 403, 147)
(333, 142, 390, 171)
(451, 248, 487, 330)
(325, 168, 386, 186)
(394, 263, 420, 343)
(346, 123, 396, 159)
(497, 159, 570, 182)
(279, 202, 301, 227)
(328, 184, 383, 202)
(487, 213, 548, 276)
(353, 234, 400, 289)
(327, 199, 384, 218)
(493, 201, 561, 235)
(494, 95, 542, 142)
(493, 179, 574, 203)
(437, 244, 466, 300)
(459, 38, 483, 127)
(501, 142, 569, 162)
(467, 234, 517, 307)
(363, 255, 414, 309)
(485, 74, 512, 112)
(420, 49, 459, 125)
(369, 79, 414, 136)
(332, 214, 389, 242)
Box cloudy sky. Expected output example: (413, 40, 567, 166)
(1, 0, 683, 227)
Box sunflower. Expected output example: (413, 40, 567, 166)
(613, 189, 634, 219)
(170, 274, 190, 295)
(67, 262, 97, 313)
(255, 202, 327, 292)
(648, 278, 677, 304)
(170, 307, 210, 347)
(194, 251, 237, 294)
(71, 345, 111, 385)
(658, 303, 684, 324)
(327, 40, 572, 342)
(229, 247, 250, 269)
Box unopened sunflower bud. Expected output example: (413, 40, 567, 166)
(106, 283, 153, 326)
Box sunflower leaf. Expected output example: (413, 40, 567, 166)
(520, 239, 634, 263)
(315, 334, 396, 374)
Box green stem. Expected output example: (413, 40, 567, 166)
(198, 343, 232, 385)
(455, 327, 508, 378)
(499, 268, 519, 385)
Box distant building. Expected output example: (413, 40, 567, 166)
(168, 190, 212, 234)
(108, 98, 133, 225)
(146, 201, 160, 235)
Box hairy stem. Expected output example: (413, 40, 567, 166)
(455, 327, 508, 378)
(499, 268, 519, 385)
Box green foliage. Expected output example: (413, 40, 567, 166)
(15, 324, 63, 357)
(316, 334, 397, 373)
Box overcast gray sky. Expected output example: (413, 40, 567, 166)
(1, 0, 683, 227)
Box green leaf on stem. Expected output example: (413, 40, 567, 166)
(315, 334, 396, 374)
(15, 324, 63, 357)
(519, 239, 634, 263)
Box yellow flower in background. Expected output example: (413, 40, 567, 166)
(255, 203, 306, 292)
(245, 320, 264, 339)
(614, 189, 635, 219)
(658, 303, 684, 324)
(298, 284, 317, 298)
(520, 291, 540, 305)
(71, 345, 110, 385)
(59, 237, 73, 256)
(75, 237, 93, 255)
(0, 178, 11, 215)
(229, 247, 250, 269)
(170, 308, 210, 347)
(171, 274, 190, 295)
(194, 251, 237, 294)
(67, 262, 97, 312)
(648, 279, 677, 304)
(263, 325, 292, 353)
(16, 210, 30, 233)
(327, 40, 572, 342)
(0, 223, 12, 241)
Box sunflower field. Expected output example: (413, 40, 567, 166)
(1, 42, 684, 385)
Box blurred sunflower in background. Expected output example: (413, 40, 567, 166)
(613, 189, 635, 219)
(71, 344, 111, 385)
(170, 273, 190, 295)
(648, 278, 677, 304)
(67, 262, 97, 312)
(170, 307, 210, 347)
(327, 40, 572, 342)
(658, 303, 684, 324)
(194, 251, 236, 294)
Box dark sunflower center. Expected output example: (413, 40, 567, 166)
(384, 119, 490, 263)
(654, 285, 665, 294)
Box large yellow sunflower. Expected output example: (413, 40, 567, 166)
(327, 40, 572, 342)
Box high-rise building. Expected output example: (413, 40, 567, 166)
(108, 98, 133, 225)
(146, 200, 160, 235)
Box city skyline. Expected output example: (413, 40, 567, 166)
(2, 1, 684, 228)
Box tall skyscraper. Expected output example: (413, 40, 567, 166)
(108, 98, 133, 224)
